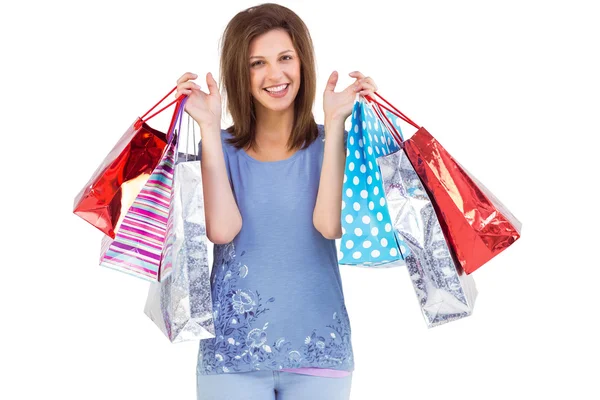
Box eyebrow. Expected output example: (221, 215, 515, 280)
(249, 50, 294, 60)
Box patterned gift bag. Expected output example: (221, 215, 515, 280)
(339, 96, 408, 267)
(144, 117, 215, 342)
(98, 99, 186, 282)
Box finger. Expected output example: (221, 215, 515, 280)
(206, 72, 220, 97)
(348, 71, 366, 80)
(178, 81, 201, 91)
(175, 88, 194, 99)
(356, 82, 376, 92)
(177, 72, 198, 85)
(178, 89, 193, 96)
(176, 82, 199, 99)
(351, 80, 375, 93)
(324, 71, 338, 93)
(361, 77, 378, 91)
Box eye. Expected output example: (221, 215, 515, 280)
(281, 55, 293, 61)
(251, 60, 264, 67)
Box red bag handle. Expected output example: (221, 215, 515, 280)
(141, 86, 186, 123)
(365, 92, 420, 130)
(134, 86, 187, 138)
(365, 98, 404, 145)
(376, 103, 402, 144)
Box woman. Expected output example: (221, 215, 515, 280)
(176, 3, 378, 399)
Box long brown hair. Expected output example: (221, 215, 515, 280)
(219, 3, 318, 150)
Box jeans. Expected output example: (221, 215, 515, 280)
(196, 370, 353, 400)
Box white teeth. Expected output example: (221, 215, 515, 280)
(265, 84, 288, 93)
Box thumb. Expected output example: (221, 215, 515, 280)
(206, 72, 219, 96)
(325, 71, 338, 92)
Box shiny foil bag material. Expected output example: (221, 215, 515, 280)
(378, 150, 477, 327)
(403, 127, 522, 274)
(73, 121, 167, 238)
(144, 137, 215, 342)
(73, 87, 182, 238)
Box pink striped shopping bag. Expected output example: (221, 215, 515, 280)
(98, 99, 184, 281)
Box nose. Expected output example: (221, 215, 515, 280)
(266, 63, 284, 82)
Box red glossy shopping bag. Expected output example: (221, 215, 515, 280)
(365, 93, 522, 274)
(73, 87, 183, 238)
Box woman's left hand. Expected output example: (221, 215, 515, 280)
(323, 70, 378, 122)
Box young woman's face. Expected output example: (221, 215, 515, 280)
(248, 29, 301, 114)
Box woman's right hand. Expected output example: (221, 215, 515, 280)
(175, 72, 222, 132)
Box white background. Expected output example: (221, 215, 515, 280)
(2, 0, 599, 399)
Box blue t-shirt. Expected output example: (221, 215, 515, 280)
(196, 125, 355, 375)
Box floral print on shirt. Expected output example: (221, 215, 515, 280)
(198, 242, 354, 374)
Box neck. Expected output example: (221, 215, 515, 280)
(254, 103, 295, 148)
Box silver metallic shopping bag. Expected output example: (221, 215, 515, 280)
(144, 120, 216, 342)
(378, 149, 478, 328)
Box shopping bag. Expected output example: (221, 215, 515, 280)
(144, 116, 216, 342)
(339, 97, 409, 267)
(378, 149, 477, 327)
(366, 93, 521, 274)
(73, 87, 183, 238)
(98, 98, 186, 281)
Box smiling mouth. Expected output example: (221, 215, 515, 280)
(263, 84, 289, 93)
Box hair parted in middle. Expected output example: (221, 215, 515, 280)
(219, 3, 318, 151)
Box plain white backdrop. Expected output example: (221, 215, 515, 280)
(2, 0, 599, 399)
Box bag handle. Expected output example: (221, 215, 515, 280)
(179, 105, 199, 162)
(362, 92, 421, 147)
(185, 114, 198, 161)
(369, 99, 404, 145)
(170, 96, 188, 144)
(365, 92, 420, 130)
(134, 87, 186, 137)
(172, 97, 200, 163)
(141, 86, 185, 123)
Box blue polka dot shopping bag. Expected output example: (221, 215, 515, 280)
(339, 96, 408, 267)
